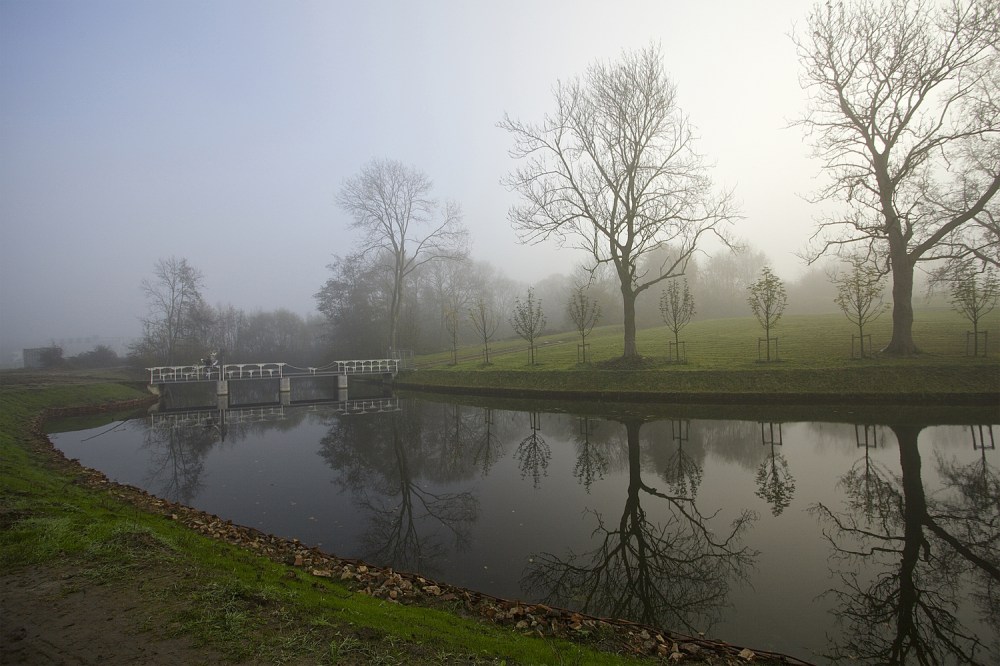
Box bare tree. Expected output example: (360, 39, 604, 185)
(500, 44, 737, 362)
(567, 283, 602, 363)
(338, 159, 469, 353)
(659, 278, 695, 362)
(832, 255, 888, 357)
(315, 252, 389, 358)
(468, 295, 501, 365)
(135, 256, 207, 365)
(426, 258, 475, 352)
(747, 267, 787, 362)
(795, 0, 1000, 356)
(443, 309, 460, 365)
(950, 264, 1000, 355)
(509, 287, 546, 365)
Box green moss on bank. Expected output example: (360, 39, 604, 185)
(1, 378, 656, 665)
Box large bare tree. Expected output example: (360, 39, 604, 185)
(135, 256, 207, 365)
(338, 159, 468, 353)
(795, 0, 1000, 355)
(500, 44, 737, 361)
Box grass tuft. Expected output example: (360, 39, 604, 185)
(1, 377, 655, 665)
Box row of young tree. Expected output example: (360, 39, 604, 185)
(319, 0, 997, 363)
(313, 218, 998, 365)
(131, 245, 996, 370)
(130, 0, 996, 367)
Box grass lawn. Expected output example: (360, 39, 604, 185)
(4, 375, 784, 665)
(402, 309, 1000, 400)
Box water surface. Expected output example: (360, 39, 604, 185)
(50, 391, 1000, 664)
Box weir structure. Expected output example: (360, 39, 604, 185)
(146, 359, 400, 407)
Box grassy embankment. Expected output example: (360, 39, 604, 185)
(3, 309, 995, 663)
(0, 373, 664, 665)
(401, 309, 1000, 402)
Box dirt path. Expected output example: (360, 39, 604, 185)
(1, 565, 227, 665)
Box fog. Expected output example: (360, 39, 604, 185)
(1, 0, 822, 362)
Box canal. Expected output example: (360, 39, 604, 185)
(49, 388, 999, 664)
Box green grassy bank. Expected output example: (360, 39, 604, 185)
(1, 378, 678, 665)
(401, 311, 1000, 404)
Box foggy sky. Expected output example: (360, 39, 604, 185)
(0, 0, 820, 352)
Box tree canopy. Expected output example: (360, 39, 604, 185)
(501, 44, 737, 360)
(795, 0, 1000, 354)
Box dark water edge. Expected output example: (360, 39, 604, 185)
(49, 388, 1000, 665)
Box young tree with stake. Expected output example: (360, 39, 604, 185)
(950, 265, 999, 356)
(567, 283, 602, 363)
(469, 295, 501, 365)
(747, 267, 787, 362)
(510, 288, 546, 366)
(659, 278, 695, 362)
(832, 256, 888, 358)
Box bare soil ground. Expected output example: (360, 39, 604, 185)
(2, 565, 227, 665)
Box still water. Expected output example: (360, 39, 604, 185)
(50, 387, 999, 664)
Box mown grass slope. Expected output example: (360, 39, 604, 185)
(403, 309, 1000, 400)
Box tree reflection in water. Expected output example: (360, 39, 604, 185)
(318, 406, 479, 575)
(140, 409, 299, 504)
(573, 418, 610, 493)
(472, 408, 505, 477)
(523, 417, 756, 634)
(515, 412, 550, 488)
(754, 422, 795, 517)
(660, 419, 703, 499)
(141, 423, 215, 504)
(812, 424, 1000, 665)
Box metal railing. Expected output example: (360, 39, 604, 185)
(148, 359, 400, 384)
(330, 359, 399, 375)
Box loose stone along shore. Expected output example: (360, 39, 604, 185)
(20, 396, 815, 665)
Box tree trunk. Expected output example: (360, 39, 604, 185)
(388, 269, 403, 354)
(622, 286, 639, 360)
(884, 252, 918, 356)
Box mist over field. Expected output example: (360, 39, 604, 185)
(0, 1, 824, 363)
(2, 0, 993, 366)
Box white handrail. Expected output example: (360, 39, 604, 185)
(147, 359, 398, 382)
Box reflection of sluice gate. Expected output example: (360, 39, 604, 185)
(150, 405, 288, 429)
(326, 397, 400, 415)
(150, 398, 400, 429)
(149, 406, 286, 429)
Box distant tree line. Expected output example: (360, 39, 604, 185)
(130, 3, 997, 366)
(134, 238, 990, 370)
(120, 3, 998, 367)
(130, 256, 324, 368)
